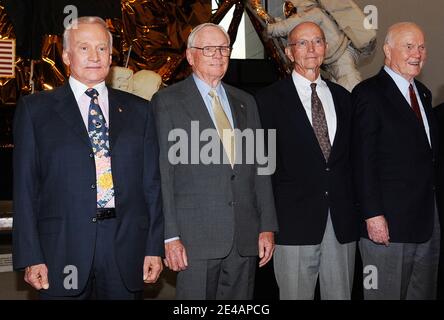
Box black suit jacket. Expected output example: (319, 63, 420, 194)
(12, 83, 164, 296)
(352, 68, 438, 243)
(255, 76, 359, 245)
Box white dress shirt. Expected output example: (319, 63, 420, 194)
(69, 76, 115, 208)
(291, 70, 337, 144)
(384, 66, 431, 146)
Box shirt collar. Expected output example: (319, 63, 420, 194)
(69, 76, 107, 102)
(291, 70, 325, 90)
(384, 65, 414, 93)
(192, 73, 224, 98)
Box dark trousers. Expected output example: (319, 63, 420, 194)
(40, 218, 142, 300)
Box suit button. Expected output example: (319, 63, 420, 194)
(432, 158, 436, 163)
(432, 186, 436, 191)
(229, 201, 235, 207)
(231, 175, 236, 180)
(89, 153, 94, 158)
(325, 167, 330, 172)
(91, 184, 96, 189)
(92, 217, 97, 223)
(325, 191, 329, 197)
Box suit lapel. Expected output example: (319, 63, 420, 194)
(325, 81, 344, 164)
(379, 69, 425, 127)
(282, 77, 326, 161)
(108, 87, 130, 150)
(180, 76, 215, 130)
(223, 84, 247, 131)
(416, 81, 436, 152)
(379, 69, 432, 150)
(52, 83, 91, 147)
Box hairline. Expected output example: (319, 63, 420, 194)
(63, 16, 113, 51)
(187, 23, 230, 49)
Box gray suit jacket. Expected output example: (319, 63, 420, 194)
(152, 76, 278, 260)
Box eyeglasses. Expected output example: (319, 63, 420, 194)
(288, 37, 325, 49)
(191, 46, 232, 57)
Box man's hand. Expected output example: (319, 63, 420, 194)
(164, 239, 188, 272)
(25, 264, 49, 290)
(366, 215, 390, 245)
(258, 231, 275, 267)
(143, 256, 163, 283)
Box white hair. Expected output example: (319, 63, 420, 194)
(187, 23, 230, 48)
(63, 16, 113, 50)
(384, 22, 423, 47)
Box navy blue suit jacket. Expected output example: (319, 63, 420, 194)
(352, 68, 438, 243)
(12, 83, 164, 296)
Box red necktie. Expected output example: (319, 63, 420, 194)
(409, 84, 423, 123)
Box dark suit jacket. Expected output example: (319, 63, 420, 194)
(255, 76, 359, 245)
(152, 76, 278, 260)
(352, 68, 438, 243)
(12, 83, 164, 296)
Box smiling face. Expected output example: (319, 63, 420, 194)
(186, 25, 230, 88)
(384, 24, 426, 82)
(62, 22, 112, 87)
(285, 22, 327, 81)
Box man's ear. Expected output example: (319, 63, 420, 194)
(186, 48, 193, 66)
(383, 44, 391, 61)
(62, 51, 70, 66)
(285, 47, 294, 62)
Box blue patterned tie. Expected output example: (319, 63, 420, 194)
(85, 88, 114, 208)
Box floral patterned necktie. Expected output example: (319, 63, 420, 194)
(85, 88, 114, 208)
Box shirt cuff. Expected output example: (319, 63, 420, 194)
(164, 236, 180, 243)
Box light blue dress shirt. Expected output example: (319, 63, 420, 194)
(192, 73, 234, 128)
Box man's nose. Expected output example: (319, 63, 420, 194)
(88, 49, 100, 62)
(307, 41, 315, 52)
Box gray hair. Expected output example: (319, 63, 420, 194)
(187, 23, 230, 48)
(384, 22, 423, 46)
(63, 16, 113, 50)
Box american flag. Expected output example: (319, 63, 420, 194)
(0, 39, 15, 78)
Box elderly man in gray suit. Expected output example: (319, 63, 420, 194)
(152, 23, 278, 300)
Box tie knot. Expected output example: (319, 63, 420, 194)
(208, 89, 218, 99)
(85, 88, 99, 99)
(310, 83, 317, 91)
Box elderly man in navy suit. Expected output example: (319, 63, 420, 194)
(12, 16, 164, 299)
(352, 22, 440, 300)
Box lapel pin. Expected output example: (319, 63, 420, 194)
(240, 104, 244, 109)
(118, 107, 123, 113)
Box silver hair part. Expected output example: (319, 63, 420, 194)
(63, 16, 113, 51)
(187, 23, 230, 48)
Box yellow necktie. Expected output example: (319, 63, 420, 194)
(209, 89, 235, 166)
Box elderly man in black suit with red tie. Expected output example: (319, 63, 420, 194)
(256, 22, 359, 300)
(352, 22, 440, 300)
